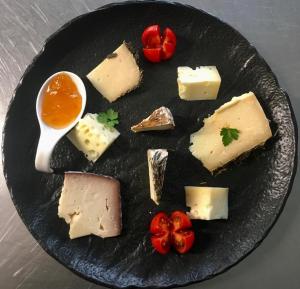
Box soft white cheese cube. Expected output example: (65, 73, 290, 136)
(185, 186, 229, 220)
(67, 113, 120, 162)
(189, 92, 272, 172)
(177, 66, 221, 100)
(87, 42, 142, 102)
(58, 172, 122, 239)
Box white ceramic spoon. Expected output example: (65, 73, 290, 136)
(35, 71, 86, 173)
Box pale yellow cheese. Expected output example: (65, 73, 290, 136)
(67, 113, 120, 162)
(189, 92, 272, 172)
(185, 186, 228, 220)
(177, 66, 221, 100)
(58, 172, 122, 239)
(87, 42, 141, 102)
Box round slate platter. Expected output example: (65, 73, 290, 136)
(2, 1, 298, 288)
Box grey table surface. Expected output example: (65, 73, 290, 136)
(0, 0, 299, 288)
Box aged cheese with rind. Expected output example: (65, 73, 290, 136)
(189, 92, 272, 172)
(67, 113, 120, 162)
(87, 42, 142, 102)
(131, 106, 175, 132)
(147, 149, 168, 205)
(58, 172, 122, 239)
(177, 66, 221, 100)
(185, 186, 229, 220)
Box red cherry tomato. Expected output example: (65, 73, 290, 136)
(151, 232, 171, 255)
(170, 211, 193, 232)
(150, 212, 171, 234)
(141, 25, 177, 62)
(150, 211, 195, 254)
(171, 231, 195, 254)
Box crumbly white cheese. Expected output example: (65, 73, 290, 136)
(177, 66, 221, 100)
(189, 92, 272, 172)
(131, 106, 175, 132)
(67, 113, 120, 162)
(58, 172, 122, 239)
(147, 149, 168, 205)
(185, 186, 229, 220)
(87, 42, 142, 102)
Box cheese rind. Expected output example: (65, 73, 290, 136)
(58, 172, 122, 239)
(67, 113, 120, 162)
(87, 42, 142, 102)
(189, 92, 272, 172)
(147, 149, 168, 205)
(177, 66, 221, 100)
(185, 186, 228, 220)
(131, 106, 175, 132)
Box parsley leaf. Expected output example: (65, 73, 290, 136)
(97, 109, 119, 128)
(220, 127, 240, 146)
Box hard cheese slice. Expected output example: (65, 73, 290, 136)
(147, 149, 168, 205)
(67, 113, 120, 162)
(185, 186, 228, 220)
(177, 66, 221, 100)
(58, 172, 122, 239)
(189, 92, 272, 172)
(87, 42, 142, 102)
(131, 106, 175, 132)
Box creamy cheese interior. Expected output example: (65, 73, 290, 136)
(189, 92, 272, 172)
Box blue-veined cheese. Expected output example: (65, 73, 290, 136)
(147, 149, 168, 205)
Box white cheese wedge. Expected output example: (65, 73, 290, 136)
(177, 66, 221, 100)
(147, 149, 168, 205)
(67, 113, 120, 162)
(131, 106, 175, 132)
(58, 172, 122, 239)
(185, 186, 229, 220)
(87, 42, 142, 102)
(189, 92, 272, 172)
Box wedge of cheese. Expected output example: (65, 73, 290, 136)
(67, 113, 120, 162)
(185, 186, 229, 220)
(189, 92, 272, 172)
(147, 149, 168, 205)
(131, 106, 175, 132)
(58, 172, 122, 239)
(177, 66, 221, 100)
(87, 42, 142, 102)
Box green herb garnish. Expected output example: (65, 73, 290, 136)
(97, 109, 119, 128)
(220, 127, 239, 146)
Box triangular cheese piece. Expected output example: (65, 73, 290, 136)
(131, 107, 175, 132)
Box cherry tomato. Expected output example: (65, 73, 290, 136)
(150, 211, 195, 254)
(141, 25, 177, 62)
(151, 232, 171, 255)
(170, 211, 192, 232)
(171, 231, 195, 254)
(150, 212, 171, 234)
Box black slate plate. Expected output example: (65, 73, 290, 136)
(2, 1, 298, 288)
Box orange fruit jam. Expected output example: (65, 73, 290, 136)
(41, 73, 82, 129)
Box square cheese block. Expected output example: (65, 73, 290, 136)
(67, 113, 120, 162)
(87, 42, 142, 102)
(58, 172, 122, 239)
(147, 149, 168, 205)
(177, 66, 221, 100)
(185, 186, 229, 220)
(189, 92, 272, 172)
